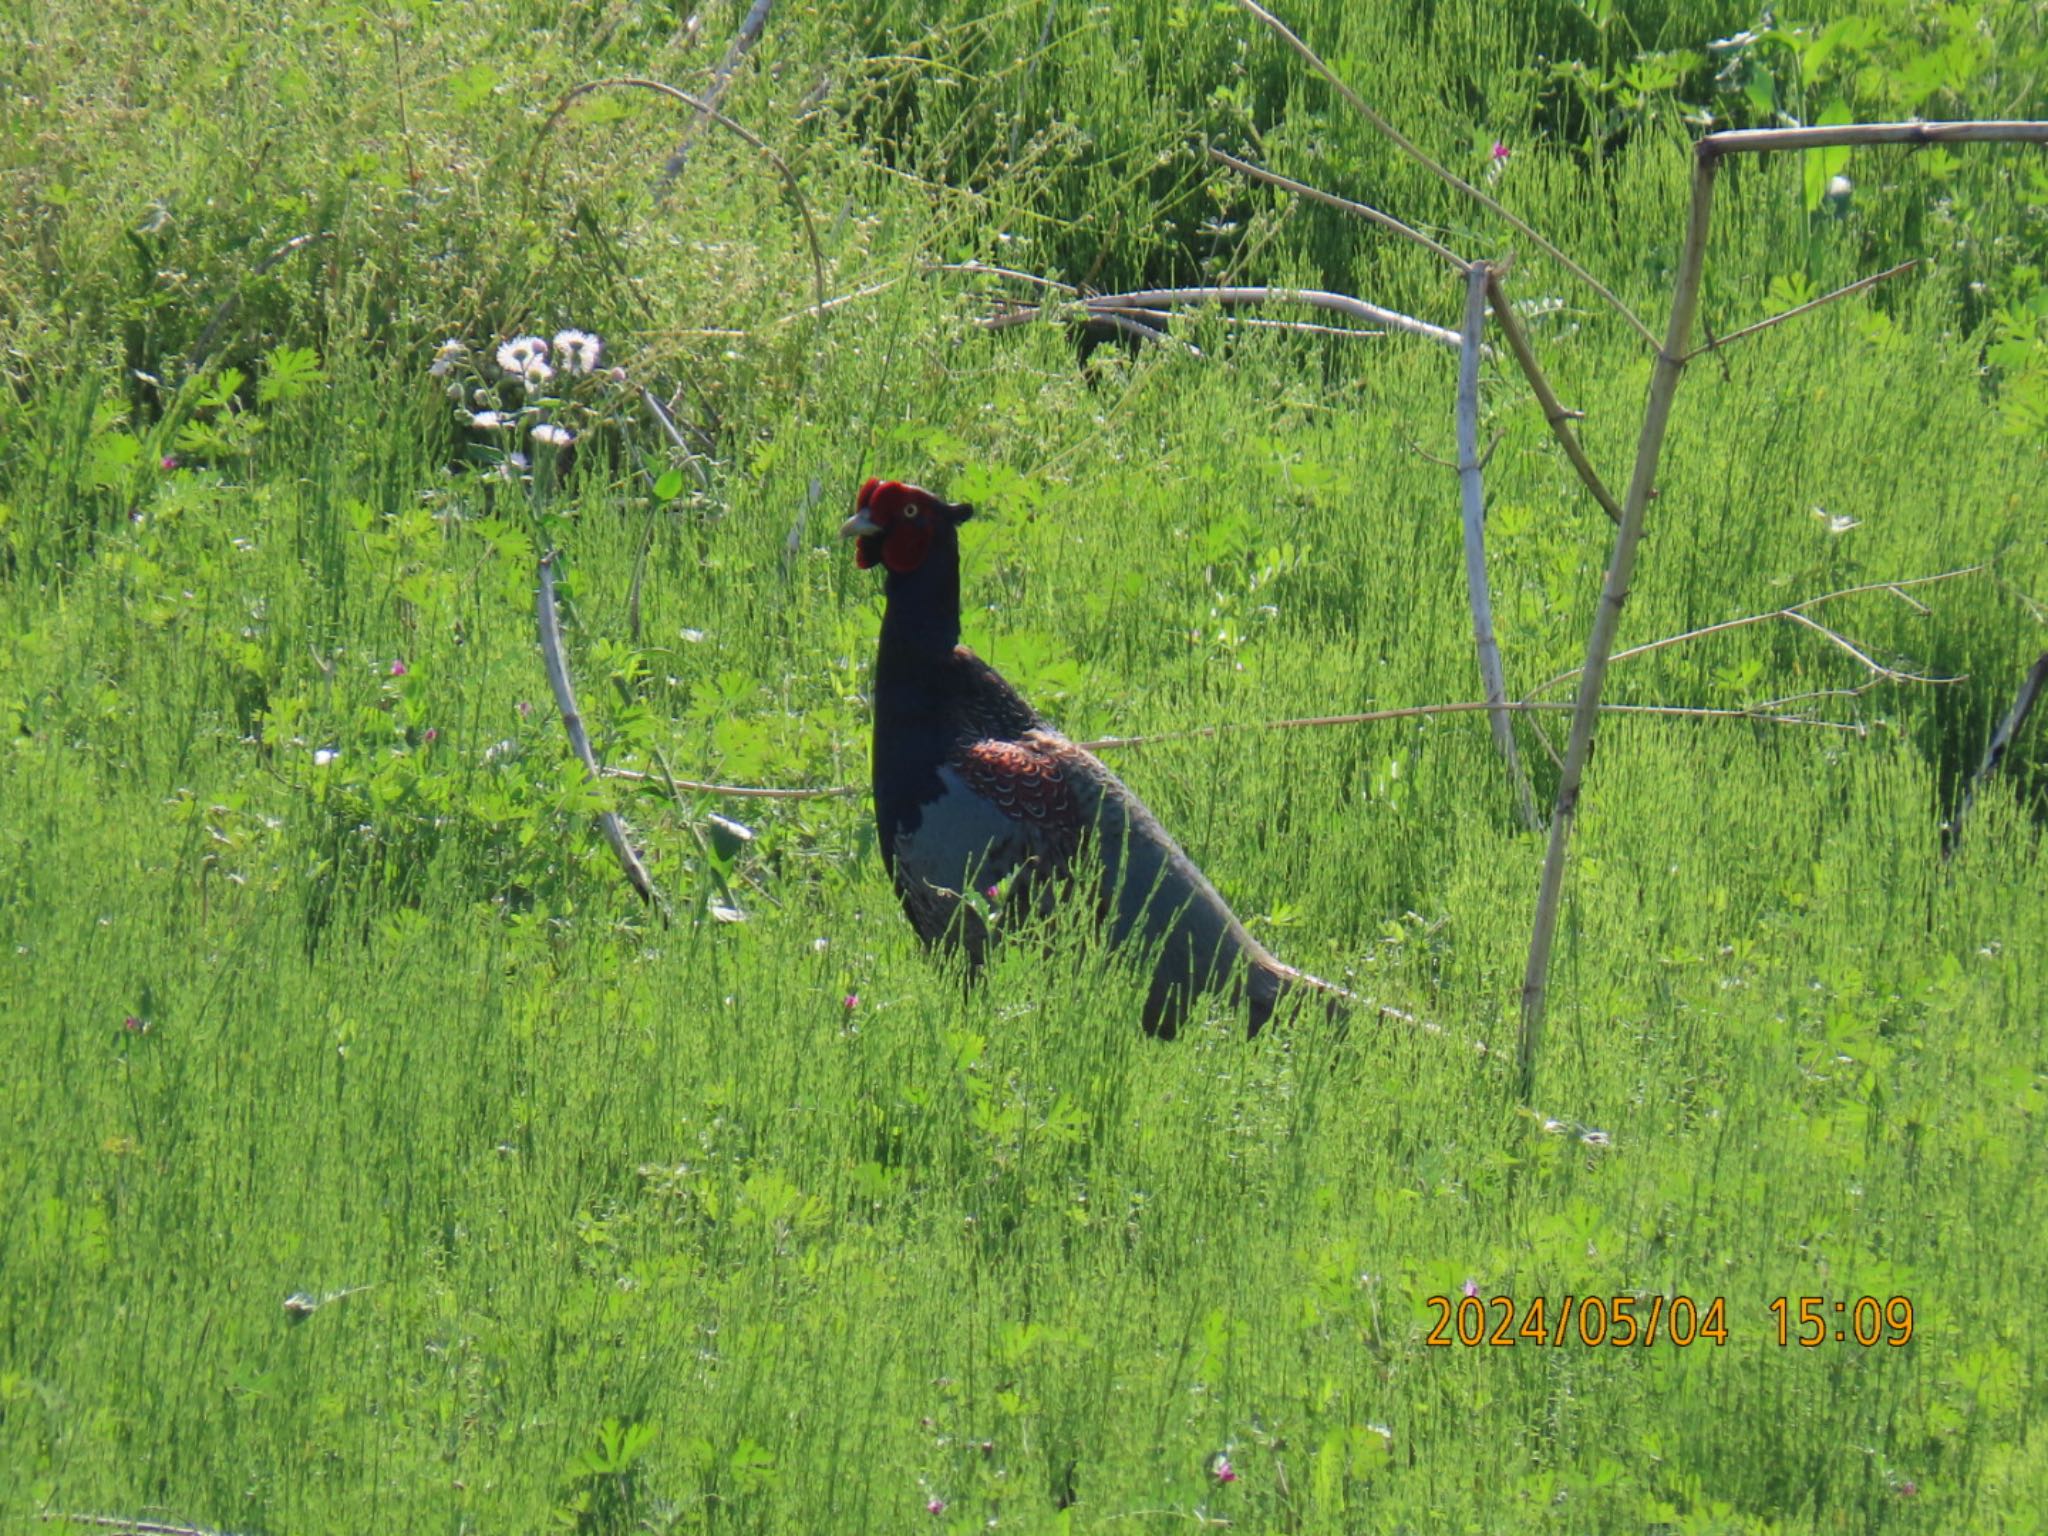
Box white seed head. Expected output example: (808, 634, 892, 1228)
(553, 329, 602, 373)
(530, 422, 575, 448)
(495, 334, 548, 374)
(429, 338, 467, 376)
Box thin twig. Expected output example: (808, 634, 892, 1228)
(1519, 145, 1720, 1098)
(600, 696, 1871, 803)
(1078, 698, 1869, 751)
(1945, 649, 2048, 859)
(639, 389, 713, 489)
(1681, 259, 1919, 361)
(1206, 146, 1470, 271)
(776, 278, 902, 324)
(1232, 0, 1660, 349)
(1484, 269, 1625, 524)
(606, 766, 858, 798)
(537, 553, 671, 915)
(1522, 565, 1984, 699)
(985, 285, 1466, 351)
(1088, 302, 1384, 341)
(534, 78, 826, 316)
(1779, 609, 1955, 685)
(1456, 261, 1540, 828)
(936, 260, 1080, 293)
(656, 0, 774, 191)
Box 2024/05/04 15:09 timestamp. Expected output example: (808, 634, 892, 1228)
(1424, 1294, 1916, 1348)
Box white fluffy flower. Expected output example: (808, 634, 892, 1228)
(530, 422, 576, 448)
(524, 359, 555, 390)
(467, 410, 511, 430)
(553, 329, 602, 374)
(429, 338, 467, 377)
(495, 334, 549, 375)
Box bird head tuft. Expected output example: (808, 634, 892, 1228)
(841, 479, 973, 573)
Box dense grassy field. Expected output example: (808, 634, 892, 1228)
(4, 0, 2047, 1531)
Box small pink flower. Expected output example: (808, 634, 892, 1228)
(844, 993, 860, 1011)
(159, 455, 179, 471)
(1213, 1456, 1237, 1484)
(422, 727, 439, 744)
(515, 700, 533, 718)
(1897, 1480, 1918, 1498)
(1490, 140, 1510, 162)
(121, 1014, 148, 1034)
(1461, 1278, 1479, 1298)
(389, 659, 408, 678)
(983, 884, 1000, 902)
(925, 1497, 945, 1515)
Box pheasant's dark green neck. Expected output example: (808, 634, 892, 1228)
(876, 537, 962, 661)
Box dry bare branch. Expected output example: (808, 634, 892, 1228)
(984, 285, 1466, 350)
(537, 553, 671, 915)
(656, 0, 775, 191)
(1522, 565, 1985, 699)
(936, 260, 1082, 293)
(605, 766, 859, 798)
(601, 694, 1872, 804)
(1682, 259, 1919, 361)
(534, 78, 826, 316)
(1074, 698, 1870, 752)
(776, 278, 903, 324)
(1232, 0, 1661, 348)
(1484, 269, 1626, 525)
(1206, 146, 1471, 271)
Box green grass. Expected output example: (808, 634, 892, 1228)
(4, 0, 2047, 1531)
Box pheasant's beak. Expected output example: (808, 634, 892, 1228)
(840, 509, 882, 539)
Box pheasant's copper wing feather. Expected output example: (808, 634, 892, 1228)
(952, 737, 1086, 841)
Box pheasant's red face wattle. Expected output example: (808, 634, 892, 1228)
(844, 478, 971, 573)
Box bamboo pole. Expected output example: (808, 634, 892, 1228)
(1701, 121, 2048, 155)
(1456, 262, 1540, 828)
(1517, 148, 1721, 1097)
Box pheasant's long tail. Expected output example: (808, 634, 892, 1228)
(1257, 961, 1485, 1055)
